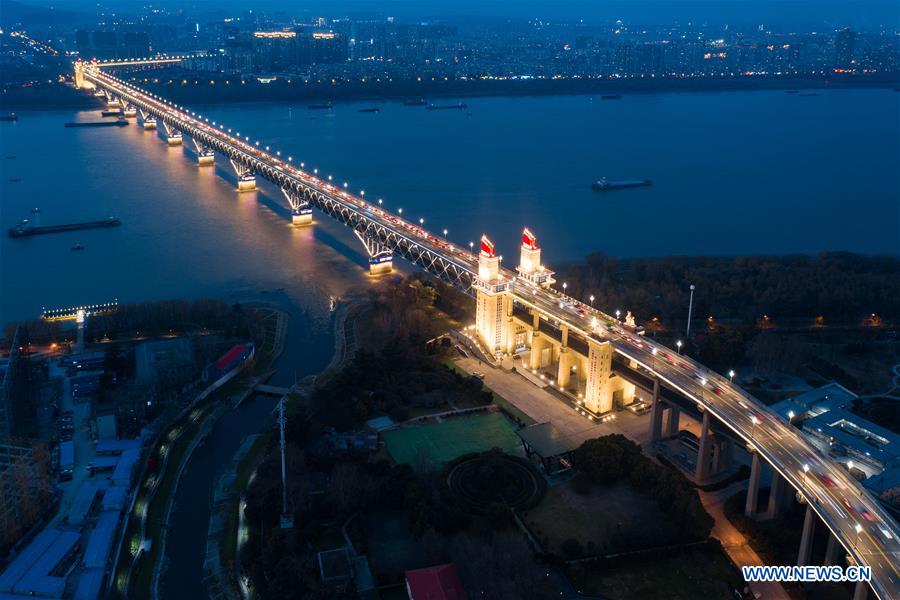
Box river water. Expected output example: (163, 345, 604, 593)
(0, 88, 897, 599)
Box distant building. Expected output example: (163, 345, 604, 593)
(405, 563, 466, 600)
(834, 28, 857, 71)
(135, 338, 196, 388)
(771, 383, 900, 506)
(0, 440, 53, 550)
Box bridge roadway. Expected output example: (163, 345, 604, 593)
(81, 60, 899, 598)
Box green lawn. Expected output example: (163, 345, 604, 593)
(383, 412, 521, 471)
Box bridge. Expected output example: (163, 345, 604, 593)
(74, 58, 899, 599)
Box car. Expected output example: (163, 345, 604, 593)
(712, 387, 723, 395)
(859, 509, 876, 523)
(817, 474, 836, 488)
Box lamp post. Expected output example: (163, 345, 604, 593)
(562, 282, 567, 296)
(676, 340, 683, 354)
(589, 295, 595, 308)
(729, 370, 735, 382)
(616, 309, 621, 321)
(686, 284, 695, 339)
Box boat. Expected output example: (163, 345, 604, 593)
(601, 94, 623, 100)
(358, 107, 380, 113)
(592, 178, 652, 191)
(426, 102, 467, 110)
(0, 113, 18, 122)
(786, 90, 799, 94)
(65, 119, 128, 128)
(8, 216, 120, 237)
(307, 102, 333, 110)
(403, 99, 427, 106)
(71, 244, 85, 251)
(101, 109, 122, 117)
(9, 178, 21, 183)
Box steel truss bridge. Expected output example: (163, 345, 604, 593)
(76, 58, 899, 599)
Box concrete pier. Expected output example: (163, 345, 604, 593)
(237, 175, 256, 191)
(292, 210, 313, 226)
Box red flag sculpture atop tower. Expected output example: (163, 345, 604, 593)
(480, 235, 495, 257)
(522, 227, 538, 250)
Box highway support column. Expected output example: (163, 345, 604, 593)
(745, 452, 762, 517)
(797, 503, 816, 566)
(649, 378, 663, 443)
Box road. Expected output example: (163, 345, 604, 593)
(82, 61, 900, 599)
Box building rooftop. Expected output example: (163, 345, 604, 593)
(516, 422, 578, 458)
(803, 408, 900, 471)
(405, 563, 466, 600)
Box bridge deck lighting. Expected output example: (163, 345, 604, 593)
(343, 182, 348, 188)
(802, 463, 810, 473)
(787, 410, 796, 420)
(651, 347, 658, 355)
(676, 340, 683, 353)
(855, 523, 863, 534)
(443, 229, 448, 236)
(419, 218, 424, 225)
(398, 208, 403, 215)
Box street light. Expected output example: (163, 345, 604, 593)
(728, 370, 735, 382)
(615, 309, 621, 321)
(419, 218, 424, 225)
(469, 241, 474, 251)
(589, 295, 595, 307)
(562, 282, 567, 295)
(443, 229, 448, 236)
(398, 208, 403, 215)
(686, 284, 696, 339)
(676, 340, 683, 354)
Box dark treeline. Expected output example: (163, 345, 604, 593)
(3, 298, 256, 345)
(557, 252, 900, 328)
(573, 435, 714, 545)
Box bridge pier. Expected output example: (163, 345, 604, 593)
(797, 503, 816, 566)
(190, 138, 215, 166)
(666, 406, 681, 436)
(695, 410, 712, 482)
(556, 325, 571, 389)
(228, 158, 256, 191)
(160, 121, 182, 145)
(649, 378, 663, 443)
(282, 189, 312, 226)
(138, 110, 156, 130)
(123, 104, 137, 118)
(763, 471, 791, 519)
(745, 452, 762, 517)
(353, 231, 393, 274)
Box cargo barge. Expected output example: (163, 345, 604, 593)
(307, 102, 333, 110)
(65, 120, 128, 128)
(8, 217, 120, 237)
(358, 107, 380, 113)
(592, 178, 652, 191)
(426, 102, 468, 110)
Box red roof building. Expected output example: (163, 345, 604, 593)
(405, 563, 466, 600)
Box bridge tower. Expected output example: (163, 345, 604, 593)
(353, 231, 392, 273)
(74, 61, 87, 89)
(282, 189, 312, 226)
(473, 235, 514, 356)
(228, 159, 256, 191)
(584, 339, 615, 414)
(515, 227, 555, 288)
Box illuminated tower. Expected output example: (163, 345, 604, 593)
(473, 235, 513, 356)
(515, 227, 555, 288)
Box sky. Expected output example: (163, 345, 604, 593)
(17, 1, 900, 28)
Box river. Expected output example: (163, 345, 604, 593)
(0, 88, 897, 599)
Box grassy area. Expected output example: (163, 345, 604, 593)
(523, 479, 676, 557)
(566, 545, 739, 600)
(442, 359, 536, 426)
(382, 412, 521, 472)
